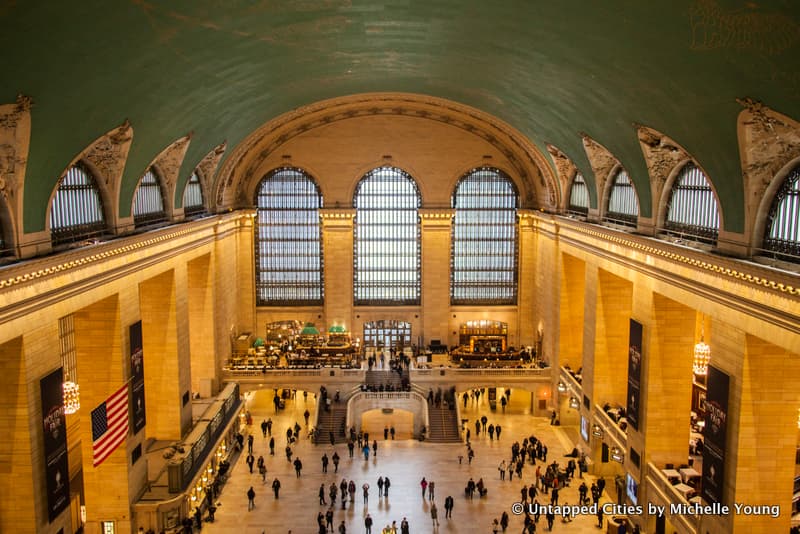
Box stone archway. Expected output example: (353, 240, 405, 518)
(346, 391, 429, 439)
(360, 408, 415, 440)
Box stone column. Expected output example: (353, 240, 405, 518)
(188, 253, 217, 396)
(558, 252, 586, 369)
(320, 209, 355, 329)
(700, 323, 800, 534)
(516, 211, 537, 348)
(74, 295, 134, 534)
(139, 269, 190, 440)
(419, 209, 453, 347)
(634, 291, 694, 479)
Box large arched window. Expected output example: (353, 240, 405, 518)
(764, 164, 800, 262)
(50, 163, 107, 246)
(353, 166, 421, 306)
(664, 163, 720, 244)
(605, 168, 639, 227)
(568, 172, 589, 215)
(133, 168, 167, 227)
(255, 167, 324, 305)
(182, 172, 206, 216)
(451, 167, 518, 305)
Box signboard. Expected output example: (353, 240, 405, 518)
(701, 365, 729, 505)
(626, 319, 643, 431)
(130, 321, 146, 434)
(40, 368, 70, 521)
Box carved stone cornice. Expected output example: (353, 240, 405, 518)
(581, 134, 620, 205)
(635, 125, 691, 220)
(152, 134, 192, 196)
(320, 208, 356, 229)
(0, 95, 32, 246)
(83, 120, 134, 195)
(546, 144, 577, 210)
(736, 98, 800, 237)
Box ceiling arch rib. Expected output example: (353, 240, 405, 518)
(214, 93, 558, 212)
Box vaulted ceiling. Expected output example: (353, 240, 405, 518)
(2, 0, 800, 233)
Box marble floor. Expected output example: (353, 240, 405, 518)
(201, 388, 621, 534)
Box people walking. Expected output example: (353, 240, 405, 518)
(272, 477, 281, 499)
(383, 477, 391, 498)
(420, 477, 428, 499)
(332, 451, 340, 473)
(430, 502, 439, 527)
(365, 513, 373, 534)
(294, 457, 303, 477)
(428, 480, 435, 500)
(247, 486, 255, 510)
(362, 483, 370, 504)
(444, 495, 454, 518)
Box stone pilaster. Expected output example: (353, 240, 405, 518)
(558, 252, 586, 369)
(419, 209, 453, 347)
(188, 253, 217, 396)
(320, 209, 355, 328)
(74, 295, 133, 534)
(517, 211, 537, 348)
(590, 269, 632, 408)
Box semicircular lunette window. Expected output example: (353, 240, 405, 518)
(451, 167, 518, 305)
(50, 163, 107, 246)
(133, 168, 167, 227)
(604, 168, 639, 228)
(763, 164, 800, 263)
(254, 167, 324, 305)
(664, 163, 720, 245)
(353, 166, 421, 306)
(568, 172, 590, 216)
(183, 172, 206, 216)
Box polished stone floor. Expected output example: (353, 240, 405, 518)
(202, 388, 619, 534)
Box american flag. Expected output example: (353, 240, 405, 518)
(91, 384, 129, 467)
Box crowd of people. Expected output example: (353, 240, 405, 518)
(179, 383, 617, 534)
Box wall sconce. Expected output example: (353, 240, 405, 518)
(569, 397, 580, 409)
(610, 447, 625, 463)
(63, 375, 81, 414)
(591, 424, 604, 438)
(557, 381, 567, 393)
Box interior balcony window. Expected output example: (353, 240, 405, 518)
(764, 164, 800, 263)
(605, 168, 639, 228)
(568, 172, 590, 216)
(182, 172, 206, 216)
(133, 169, 167, 227)
(663, 162, 720, 245)
(451, 167, 518, 305)
(255, 167, 324, 305)
(50, 163, 107, 246)
(354, 166, 421, 306)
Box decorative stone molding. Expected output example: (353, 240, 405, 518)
(635, 125, 691, 223)
(0, 95, 33, 250)
(736, 98, 800, 246)
(581, 134, 620, 209)
(546, 144, 577, 211)
(196, 141, 226, 210)
(419, 209, 454, 229)
(151, 134, 192, 212)
(216, 93, 556, 212)
(83, 120, 133, 202)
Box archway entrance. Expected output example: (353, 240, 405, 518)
(363, 320, 411, 356)
(360, 408, 414, 440)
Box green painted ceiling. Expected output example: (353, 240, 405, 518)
(3, 1, 800, 233)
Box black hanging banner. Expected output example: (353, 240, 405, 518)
(626, 319, 643, 431)
(702, 365, 730, 505)
(40, 368, 70, 522)
(130, 320, 146, 434)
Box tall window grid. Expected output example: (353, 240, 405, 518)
(764, 164, 800, 262)
(353, 166, 421, 306)
(133, 169, 167, 227)
(183, 172, 205, 216)
(50, 163, 107, 246)
(664, 163, 720, 244)
(605, 168, 639, 227)
(255, 167, 324, 305)
(451, 167, 518, 305)
(568, 172, 590, 215)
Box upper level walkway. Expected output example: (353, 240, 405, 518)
(222, 364, 553, 393)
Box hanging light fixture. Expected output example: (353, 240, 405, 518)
(693, 327, 711, 376)
(62, 375, 80, 414)
(557, 381, 567, 393)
